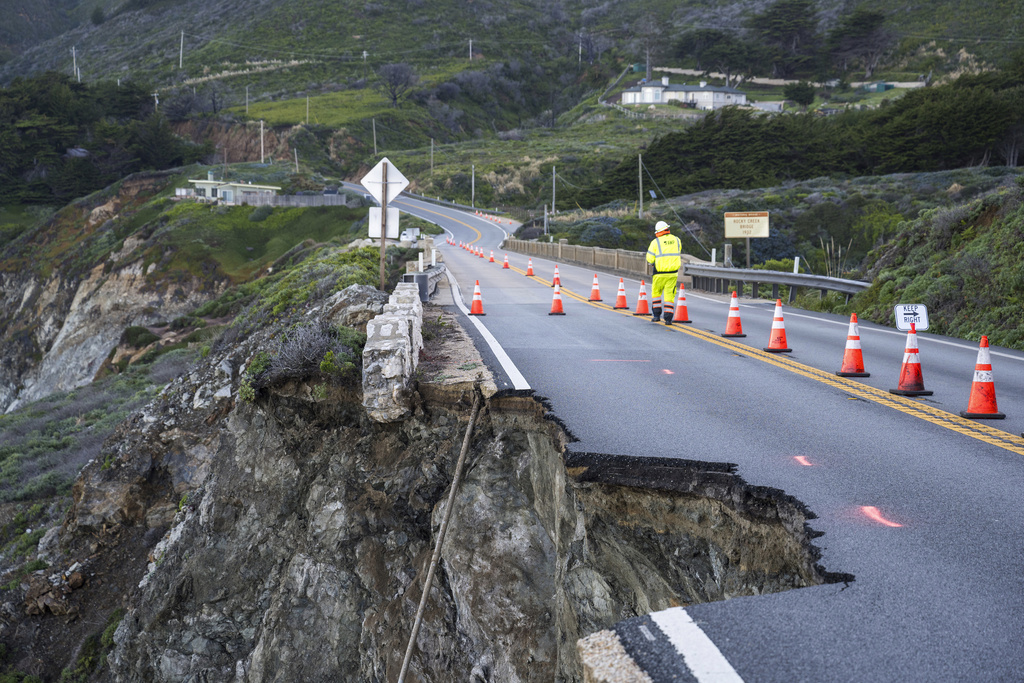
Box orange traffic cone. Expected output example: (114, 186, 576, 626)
(763, 299, 792, 353)
(526, 258, 535, 277)
(588, 274, 602, 301)
(722, 291, 746, 337)
(489, 250, 495, 263)
(549, 284, 566, 315)
(478, 247, 485, 259)
(836, 313, 870, 377)
(633, 281, 651, 316)
(552, 264, 561, 288)
(469, 280, 485, 316)
(890, 323, 931, 396)
(502, 254, 510, 269)
(672, 284, 692, 324)
(960, 336, 1004, 419)
(613, 278, 628, 309)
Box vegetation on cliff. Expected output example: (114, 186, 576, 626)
(852, 177, 1024, 347)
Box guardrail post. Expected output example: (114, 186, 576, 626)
(789, 286, 798, 303)
(772, 284, 779, 299)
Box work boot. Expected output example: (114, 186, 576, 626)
(651, 308, 661, 323)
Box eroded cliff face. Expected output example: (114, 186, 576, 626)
(42, 311, 832, 682)
(0, 171, 223, 414)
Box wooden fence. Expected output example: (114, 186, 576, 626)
(238, 194, 355, 208)
(502, 238, 652, 278)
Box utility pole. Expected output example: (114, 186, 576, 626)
(551, 166, 556, 214)
(71, 46, 76, 79)
(179, 31, 184, 69)
(372, 119, 377, 156)
(430, 138, 434, 175)
(638, 154, 643, 219)
(294, 149, 299, 174)
(260, 120, 264, 164)
(471, 164, 475, 208)
(579, 37, 582, 65)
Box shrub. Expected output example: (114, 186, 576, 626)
(249, 205, 273, 222)
(120, 326, 160, 349)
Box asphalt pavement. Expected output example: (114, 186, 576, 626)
(384, 191, 1024, 682)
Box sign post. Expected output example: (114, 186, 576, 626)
(724, 212, 769, 268)
(360, 157, 410, 290)
(893, 304, 929, 331)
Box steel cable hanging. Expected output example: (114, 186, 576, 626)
(641, 157, 714, 259)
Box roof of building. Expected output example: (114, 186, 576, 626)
(187, 178, 281, 191)
(622, 81, 746, 95)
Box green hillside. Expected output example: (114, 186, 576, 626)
(854, 179, 1024, 348)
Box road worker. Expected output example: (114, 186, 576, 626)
(645, 220, 682, 324)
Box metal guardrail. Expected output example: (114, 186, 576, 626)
(684, 264, 870, 303)
(502, 238, 871, 302)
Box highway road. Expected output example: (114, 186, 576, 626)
(375, 188, 1024, 682)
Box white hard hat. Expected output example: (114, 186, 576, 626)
(655, 220, 671, 233)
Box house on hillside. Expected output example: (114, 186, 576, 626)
(178, 171, 281, 205)
(620, 76, 747, 110)
(863, 81, 894, 93)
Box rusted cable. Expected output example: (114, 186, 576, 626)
(397, 388, 482, 683)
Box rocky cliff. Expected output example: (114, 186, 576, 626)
(2, 274, 839, 681)
(0, 170, 225, 414)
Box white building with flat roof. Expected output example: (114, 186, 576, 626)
(182, 171, 281, 205)
(620, 76, 747, 110)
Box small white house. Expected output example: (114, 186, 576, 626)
(620, 76, 747, 110)
(182, 171, 281, 205)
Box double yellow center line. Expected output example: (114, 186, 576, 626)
(543, 276, 1024, 456)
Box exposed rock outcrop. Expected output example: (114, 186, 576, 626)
(5, 280, 836, 682)
(48, 302, 831, 682)
(0, 171, 224, 413)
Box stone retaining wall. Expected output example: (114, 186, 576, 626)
(361, 281, 424, 422)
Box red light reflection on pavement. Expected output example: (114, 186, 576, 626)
(793, 456, 813, 466)
(662, 369, 675, 375)
(861, 506, 902, 527)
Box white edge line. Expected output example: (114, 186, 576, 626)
(650, 607, 744, 683)
(444, 269, 531, 391)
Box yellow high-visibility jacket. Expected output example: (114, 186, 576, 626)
(646, 234, 682, 274)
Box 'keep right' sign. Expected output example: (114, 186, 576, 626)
(894, 304, 929, 331)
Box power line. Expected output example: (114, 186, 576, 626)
(641, 158, 714, 259)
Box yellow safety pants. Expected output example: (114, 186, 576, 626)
(651, 272, 678, 318)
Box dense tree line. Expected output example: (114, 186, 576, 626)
(567, 62, 1024, 209)
(0, 72, 210, 203)
(672, 1, 894, 83)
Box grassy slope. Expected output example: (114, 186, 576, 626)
(855, 179, 1024, 347)
(0, 165, 371, 284)
(2, 0, 1018, 102)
